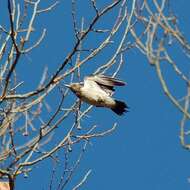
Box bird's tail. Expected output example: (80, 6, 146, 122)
(111, 100, 128, 116)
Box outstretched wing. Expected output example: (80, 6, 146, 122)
(91, 74, 126, 86)
(85, 75, 126, 96)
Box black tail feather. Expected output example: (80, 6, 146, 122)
(111, 100, 128, 116)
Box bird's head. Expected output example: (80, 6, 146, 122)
(65, 83, 82, 94)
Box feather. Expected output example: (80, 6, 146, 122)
(84, 75, 125, 96)
(87, 75, 126, 87)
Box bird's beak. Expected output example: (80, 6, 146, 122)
(64, 84, 71, 88)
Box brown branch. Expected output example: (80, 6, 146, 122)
(1, 0, 122, 101)
(1, 0, 21, 99)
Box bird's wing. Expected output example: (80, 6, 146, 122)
(98, 84, 115, 96)
(89, 74, 126, 86)
(84, 75, 125, 96)
(83, 76, 101, 89)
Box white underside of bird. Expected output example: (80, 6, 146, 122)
(79, 77, 115, 108)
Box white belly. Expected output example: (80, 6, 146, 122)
(80, 88, 115, 108)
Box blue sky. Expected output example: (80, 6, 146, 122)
(1, 0, 190, 189)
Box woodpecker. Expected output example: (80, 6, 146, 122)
(65, 75, 128, 115)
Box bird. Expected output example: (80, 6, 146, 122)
(65, 74, 128, 115)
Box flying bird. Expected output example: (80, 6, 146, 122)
(65, 75, 128, 115)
